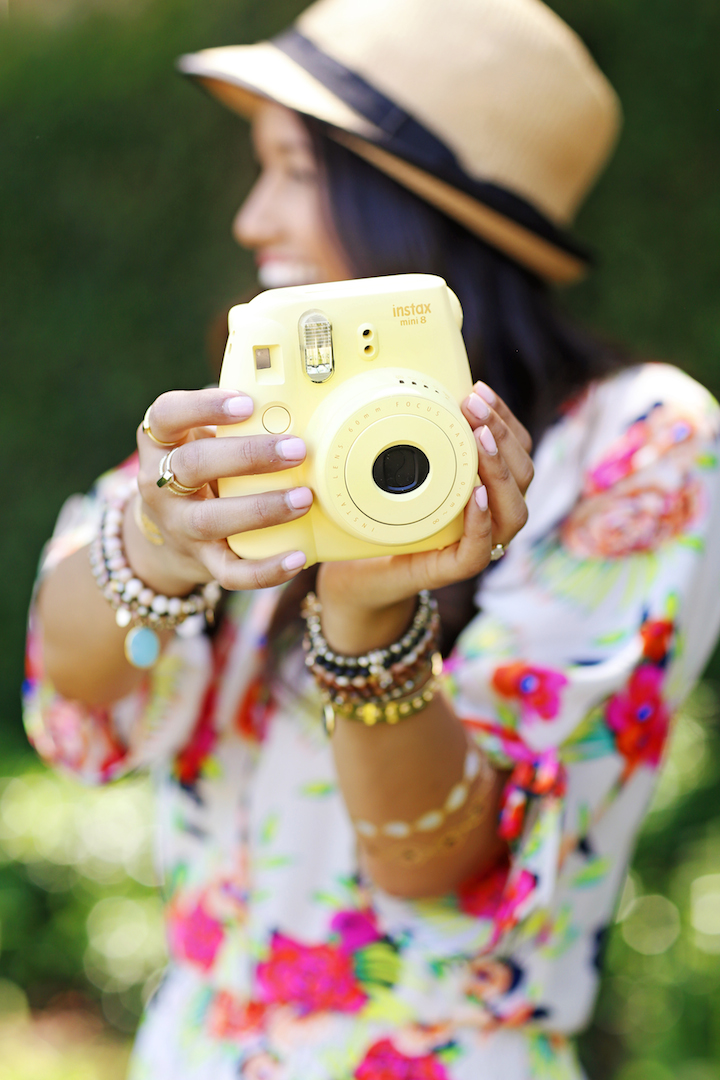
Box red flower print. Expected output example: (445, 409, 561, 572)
(167, 897, 224, 971)
(640, 619, 674, 663)
(491, 870, 538, 943)
(206, 991, 266, 1042)
(606, 665, 670, 777)
(173, 688, 219, 787)
(354, 1038, 449, 1080)
(236, 674, 274, 743)
(498, 785, 528, 842)
(457, 855, 511, 918)
(256, 932, 367, 1015)
(174, 617, 237, 787)
(492, 663, 568, 722)
(330, 908, 382, 952)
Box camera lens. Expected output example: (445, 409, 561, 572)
(372, 445, 430, 495)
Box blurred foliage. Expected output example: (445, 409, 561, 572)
(1, 0, 719, 1076)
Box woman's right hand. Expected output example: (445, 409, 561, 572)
(129, 387, 314, 595)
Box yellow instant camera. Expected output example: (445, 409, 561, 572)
(217, 273, 478, 565)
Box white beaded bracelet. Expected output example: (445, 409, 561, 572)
(89, 485, 221, 668)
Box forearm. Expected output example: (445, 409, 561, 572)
(321, 594, 507, 898)
(37, 542, 149, 706)
(37, 499, 189, 707)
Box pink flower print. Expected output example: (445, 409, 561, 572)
(605, 665, 670, 778)
(354, 1038, 449, 1080)
(492, 662, 568, 722)
(330, 908, 382, 952)
(457, 855, 511, 918)
(167, 897, 224, 971)
(491, 870, 538, 943)
(586, 419, 648, 494)
(585, 408, 695, 497)
(256, 932, 367, 1015)
(561, 482, 702, 559)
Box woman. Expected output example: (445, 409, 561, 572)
(25, 0, 720, 1077)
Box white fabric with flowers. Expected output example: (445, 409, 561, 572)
(23, 364, 720, 1080)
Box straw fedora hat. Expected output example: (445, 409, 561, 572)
(178, 0, 621, 284)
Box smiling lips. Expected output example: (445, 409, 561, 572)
(257, 258, 324, 289)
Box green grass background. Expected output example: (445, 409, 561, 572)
(1, 1, 720, 1075)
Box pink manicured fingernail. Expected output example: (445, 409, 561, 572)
(474, 485, 488, 511)
(282, 551, 306, 571)
(479, 425, 498, 455)
(224, 395, 254, 418)
(287, 487, 313, 510)
(278, 437, 306, 460)
(473, 381, 497, 406)
(467, 393, 490, 421)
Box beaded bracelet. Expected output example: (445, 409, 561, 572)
(320, 655, 443, 735)
(302, 590, 440, 699)
(89, 486, 221, 668)
(307, 618, 440, 703)
(301, 590, 443, 734)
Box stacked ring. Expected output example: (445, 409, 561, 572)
(157, 447, 203, 496)
(490, 543, 507, 561)
(142, 406, 177, 448)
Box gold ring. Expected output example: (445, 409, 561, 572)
(157, 448, 202, 496)
(142, 406, 177, 448)
(490, 543, 507, 561)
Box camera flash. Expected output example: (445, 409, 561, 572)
(299, 310, 334, 383)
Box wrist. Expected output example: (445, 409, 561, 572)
(315, 589, 417, 656)
(122, 498, 210, 597)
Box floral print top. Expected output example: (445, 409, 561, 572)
(23, 364, 720, 1080)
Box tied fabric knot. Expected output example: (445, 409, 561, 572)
(498, 750, 566, 843)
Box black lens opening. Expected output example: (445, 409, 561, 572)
(372, 445, 430, 495)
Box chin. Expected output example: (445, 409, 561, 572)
(257, 261, 325, 289)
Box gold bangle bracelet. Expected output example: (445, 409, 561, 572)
(321, 658, 442, 735)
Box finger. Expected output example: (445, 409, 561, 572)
(433, 485, 495, 584)
(180, 487, 313, 543)
(201, 543, 307, 592)
(463, 398, 534, 497)
(475, 426, 528, 546)
(140, 388, 255, 447)
(161, 434, 307, 490)
(468, 382, 532, 453)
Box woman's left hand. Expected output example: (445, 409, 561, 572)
(317, 382, 533, 650)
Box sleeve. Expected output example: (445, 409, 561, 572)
(22, 456, 214, 785)
(444, 364, 720, 960)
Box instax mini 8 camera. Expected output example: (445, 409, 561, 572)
(217, 273, 479, 565)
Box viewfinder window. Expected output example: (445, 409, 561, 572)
(254, 347, 272, 370)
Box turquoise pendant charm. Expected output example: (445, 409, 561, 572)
(124, 626, 161, 669)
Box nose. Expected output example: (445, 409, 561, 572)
(232, 172, 280, 250)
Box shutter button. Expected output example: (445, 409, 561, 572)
(262, 406, 291, 434)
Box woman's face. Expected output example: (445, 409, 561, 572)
(233, 102, 352, 289)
